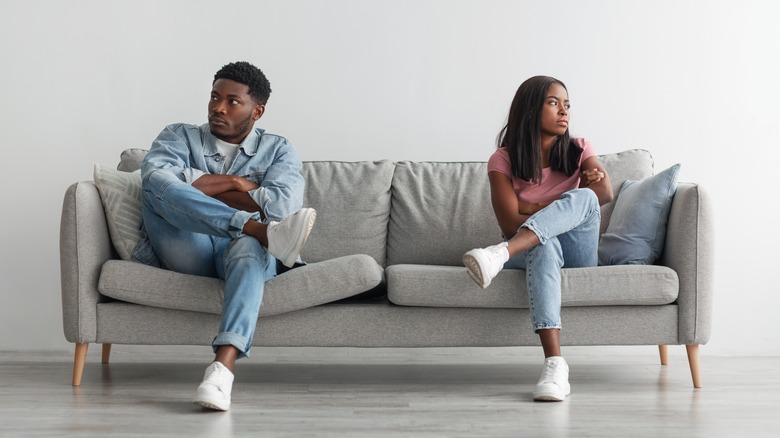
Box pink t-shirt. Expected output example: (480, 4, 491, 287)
(487, 138, 596, 204)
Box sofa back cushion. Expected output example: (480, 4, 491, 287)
(118, 150, 394, 266)
(117, 148, 148, 172)
(386, 150, 654, 267)
(387, 161, 501, 266)
(301, 161, 394, 266)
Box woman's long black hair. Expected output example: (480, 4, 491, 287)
(497, 76, 582, 183)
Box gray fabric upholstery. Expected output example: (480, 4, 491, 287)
(99, 255, 383, 317)
(387, 162, 502, 266)
(117, 148, 148, 172)
(60, 182, 113, 344)
(59, 148, 713, 358)
(96, 301, 678, 347)
(386, 264, 678, 308)
(301, 161, 394, 266)
(659, 183, 714, 345)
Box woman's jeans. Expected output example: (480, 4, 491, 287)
(504, 188, 601, 332)
(140, 169, 276, 358)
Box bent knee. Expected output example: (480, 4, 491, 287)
(529, 236, 563, 259)
(563, 188, 600, 213)
(567, 187, 598, 202)
(225, 236, 269, 263)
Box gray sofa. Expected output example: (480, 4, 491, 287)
(60, 149, 713, 388)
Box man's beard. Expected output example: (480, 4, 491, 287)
(215, 113, 254, 143)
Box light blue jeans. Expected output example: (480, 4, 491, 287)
(140, 169, 276, 358)
(504, 188, 601, 332)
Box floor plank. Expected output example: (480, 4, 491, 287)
(1, 347, 778, 437)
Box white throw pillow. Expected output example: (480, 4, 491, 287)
(93, 164, 143, 261)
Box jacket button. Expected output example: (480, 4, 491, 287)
(215, 157, 221, 162)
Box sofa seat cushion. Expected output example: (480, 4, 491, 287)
(98, 254, 384, 317)
(386, 264, 678, 308)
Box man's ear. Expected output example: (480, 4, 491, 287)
(253, 104, 265, 121)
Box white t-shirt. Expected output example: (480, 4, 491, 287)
(215, 138, 240, 173)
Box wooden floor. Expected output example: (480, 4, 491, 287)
(1, 346, 778, 437)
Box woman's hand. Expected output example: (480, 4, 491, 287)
(578, 156, 614, 205)
(579, 168, 605, 187)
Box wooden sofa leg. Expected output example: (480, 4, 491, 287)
(686, 344, 702, 388)
(658, 345, 668, 365)
(73, 343, 89, 387)
(102, 344, 112, 364)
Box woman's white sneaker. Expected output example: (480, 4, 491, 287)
(193, 361, 234, 411)
(462, 242, 509, 288)
(533, 356, 571, 402)
(266, 208, 316, 268)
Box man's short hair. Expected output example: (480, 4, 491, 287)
(213, 61, 272, 105)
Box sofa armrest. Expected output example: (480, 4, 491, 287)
(60, 181, 113, 344)
(658, 182, 714, 345)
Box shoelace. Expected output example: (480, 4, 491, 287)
(539, 361, 565, 383)
(486, 246, 507, 275)
(204, 366, 230, 385)
(489, 248, 505, 264)
(269, 219, 286, 232)
(274, 210, 305, 232)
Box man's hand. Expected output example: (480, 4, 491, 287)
(579, 168, 605, 187)
(232, 176, 260, 192)
(192, 174, 263, 214)
(214, 191, 264, 215)
(192, 174, 259, 196)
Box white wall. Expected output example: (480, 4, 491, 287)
(1, 0, 778, 356)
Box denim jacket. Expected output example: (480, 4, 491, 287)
(133, 123, 304, 266)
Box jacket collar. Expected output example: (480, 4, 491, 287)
(202, 125, 265, 156)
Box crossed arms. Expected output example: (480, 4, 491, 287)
(489, 156, 614, 239)
(142, 124, 305, 222)
(192, 174, 265, 217)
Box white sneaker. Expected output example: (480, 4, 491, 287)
(267, 208, 317, 268)
(462, 242, 509, 288)
(193, 361, 234, 411)
(533, 356, 571, 402)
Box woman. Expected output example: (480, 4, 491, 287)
(463, 76, 613, 401)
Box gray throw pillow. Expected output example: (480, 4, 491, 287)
(598, 163, 681, 265)
(93, 164, 143, 260)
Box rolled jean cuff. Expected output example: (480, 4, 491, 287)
(212, 332, 252, 359)
(533, 323, 562, 333)
(229, 211, 261, 239)
(521, 220, 549, 245)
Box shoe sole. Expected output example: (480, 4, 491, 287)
(533, 393, 567, 402)
(193, 399, 230, 411)
(533, 385, 571, 402)
(462, 253, 489, 288)
(278, 209, 317, 268)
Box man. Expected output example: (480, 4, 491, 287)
(132, 61, 316, 411)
